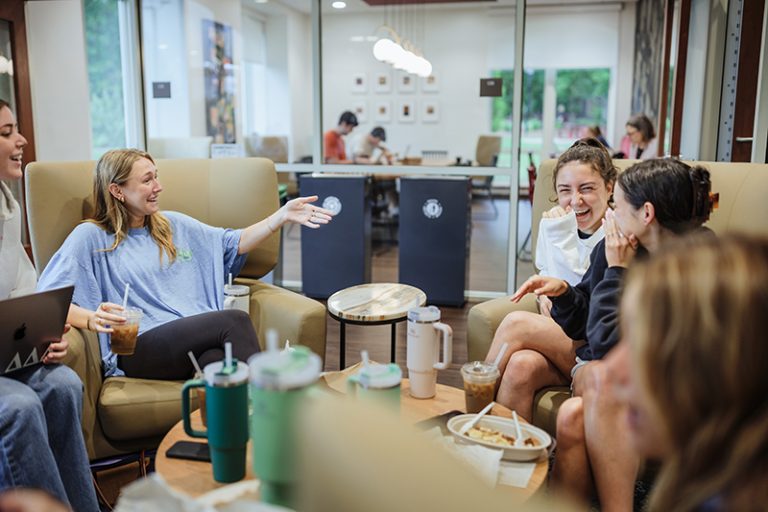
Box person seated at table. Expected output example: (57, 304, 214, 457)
(353, 126, 393, 165)
(0, 98, 99, 512)
(544, 158, 715, 510)
(485, 138, 616, 420)
(324, 111, 358, 163)
(625, 114, 658, 160)
(38, 148, 333, 381)
(621, 233, 768, 511)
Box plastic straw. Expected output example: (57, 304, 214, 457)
(228, 273, 233, 287)
(512, 410, 523, 446)
(361, 350, 370, 370)
(224, 342, 233, 369)
(492, 342, 509, 369)
(187, 351, 203, 377)
(122, 283, 130, 310)
(266, 329, 278, 353)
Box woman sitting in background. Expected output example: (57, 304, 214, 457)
(485, 138, 616, 420)
(38, 148, 332, 380)
(625, 114, 658, 160)
(622, 233, 768, 511)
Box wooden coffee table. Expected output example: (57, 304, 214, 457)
(155, 379, 547, 499)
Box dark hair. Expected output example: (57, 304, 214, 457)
(339, 111, 358, 127)
(617, 158, 715, 234)
(552, 137, 617, 195)
(589, 125, 602, 137)
(626, 114, 656, 142)
(370, 126, 386, 141)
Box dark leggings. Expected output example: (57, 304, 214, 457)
(118, 310, 261, 380)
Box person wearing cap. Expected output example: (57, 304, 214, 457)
(324, 111, 358, 163)
(353, 126, 393, 165)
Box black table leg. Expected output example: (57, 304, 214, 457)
(340, 319, 346, 370)
(390, 322, 397, 363)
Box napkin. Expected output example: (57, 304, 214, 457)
(424, 427, 536, 489)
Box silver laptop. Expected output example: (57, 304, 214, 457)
(0, 286, 74, 375)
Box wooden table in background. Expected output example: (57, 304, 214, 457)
(155, 379, 547, 499)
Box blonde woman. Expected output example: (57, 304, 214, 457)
(622, 234, 768, 511)
(38, 149, 332, 380)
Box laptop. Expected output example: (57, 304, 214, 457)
(0, 286, 74, 375)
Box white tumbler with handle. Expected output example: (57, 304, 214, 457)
(406, 306, 453, 399)
(224, 284, 250, 314)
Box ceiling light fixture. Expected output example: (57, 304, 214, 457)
(332, 1, 346, 8)
(372, 26, 432, 78)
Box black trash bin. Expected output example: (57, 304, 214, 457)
(398, 176, 471, 306)
(299, 175, 371, 299)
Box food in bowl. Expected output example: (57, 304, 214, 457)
(465, 425, 541, 448)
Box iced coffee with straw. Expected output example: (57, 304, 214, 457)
(461, 361, 500, 413)
(110, 307, 143, 355)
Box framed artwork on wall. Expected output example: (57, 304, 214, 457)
(398, 100, 415, 123)
(422, 100, 439, 123)
(374, 72, 392, 93)
(374, 101, 391, 123)
(351, 73, 367, 94)
(353, 101, 368, 123)
(398, 72, 416, 93)
(202, 19, 236, 143)
(421, 74, 438, 93)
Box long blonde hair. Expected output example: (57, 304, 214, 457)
(624, 234, 768, 511)
(88, 148, 176, 263)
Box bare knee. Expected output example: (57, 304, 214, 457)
(496, 311, 537, 345)
(504, 351, 546, 391)
(556, 398, 585, 447)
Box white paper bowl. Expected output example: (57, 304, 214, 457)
(447, 414, 551, 462)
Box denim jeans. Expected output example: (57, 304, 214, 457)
(0, 364, 99, 512)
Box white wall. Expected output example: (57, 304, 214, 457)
(26, 0, 92, 161)
(322, 4, 630, 161)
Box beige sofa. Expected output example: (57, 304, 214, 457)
(24, 157, 327, 460)
(468, 159, 768, 435)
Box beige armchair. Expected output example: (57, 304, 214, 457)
(25, 157, 327, 460)
(468, 158, 768, 435)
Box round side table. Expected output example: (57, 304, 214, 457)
(327, 283, 426, 369)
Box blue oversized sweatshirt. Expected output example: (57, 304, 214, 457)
(37, 211, 246, 376)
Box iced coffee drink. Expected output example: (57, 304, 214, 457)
(461, 361, 500, 413)
(110, 307, 143, 356)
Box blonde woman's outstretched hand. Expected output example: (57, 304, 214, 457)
(510, 275, 569, 303)
(280, 196, 334, 229)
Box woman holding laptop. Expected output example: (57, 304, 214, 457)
(0, 99, 99, 511)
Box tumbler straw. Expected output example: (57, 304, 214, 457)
(266, 329, 279, 353)
(228, 273, 233, 287)
(187, 351, 203, 377)
(225, 342, 233, 369)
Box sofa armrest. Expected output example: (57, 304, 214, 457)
(61, 327, 104, 459)
(238, 279, 327, 362)
(466, 294, 538, 361)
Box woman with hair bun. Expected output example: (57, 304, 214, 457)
(622, 234, 768, 512)
(513, 157, 716, 509)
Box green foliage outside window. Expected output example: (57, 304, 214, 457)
(85, 0, 126, 159)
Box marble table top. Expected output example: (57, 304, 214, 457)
(327, 283, 427, 322)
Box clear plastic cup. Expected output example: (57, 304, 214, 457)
(461, 361, 500, 413)
(110, 307, 143, 356)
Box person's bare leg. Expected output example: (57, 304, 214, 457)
(581, 359, 639, 512)
(551, 397, 593, 507)
(496, 349, 569, 420)
(485, 311, 579, 377)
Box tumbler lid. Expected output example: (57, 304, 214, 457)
(357, 363, 402, 389)
(249, 345, 322, 390)
(224, 284, 250, 297)
(460, 361, 500, 383)
(203, 360, 249, 387)
(407, 305, 441, 323)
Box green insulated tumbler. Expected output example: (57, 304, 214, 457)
(182, 359, 249, 483)
(248, 345, 322, 508)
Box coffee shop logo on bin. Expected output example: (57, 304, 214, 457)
(322, 196, 342, 216)
(422, 199, 443, 219)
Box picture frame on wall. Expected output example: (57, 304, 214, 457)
(373, 101, 391, 123)
(398, 100, 415, 123)
(422, 100, 439, 123)
(353, 101, 367, 123)
(374, 72, 392, 93)
(351, 73, 367, 94)
(398, 72, 416, 93)
(421, 74, 438, 93)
